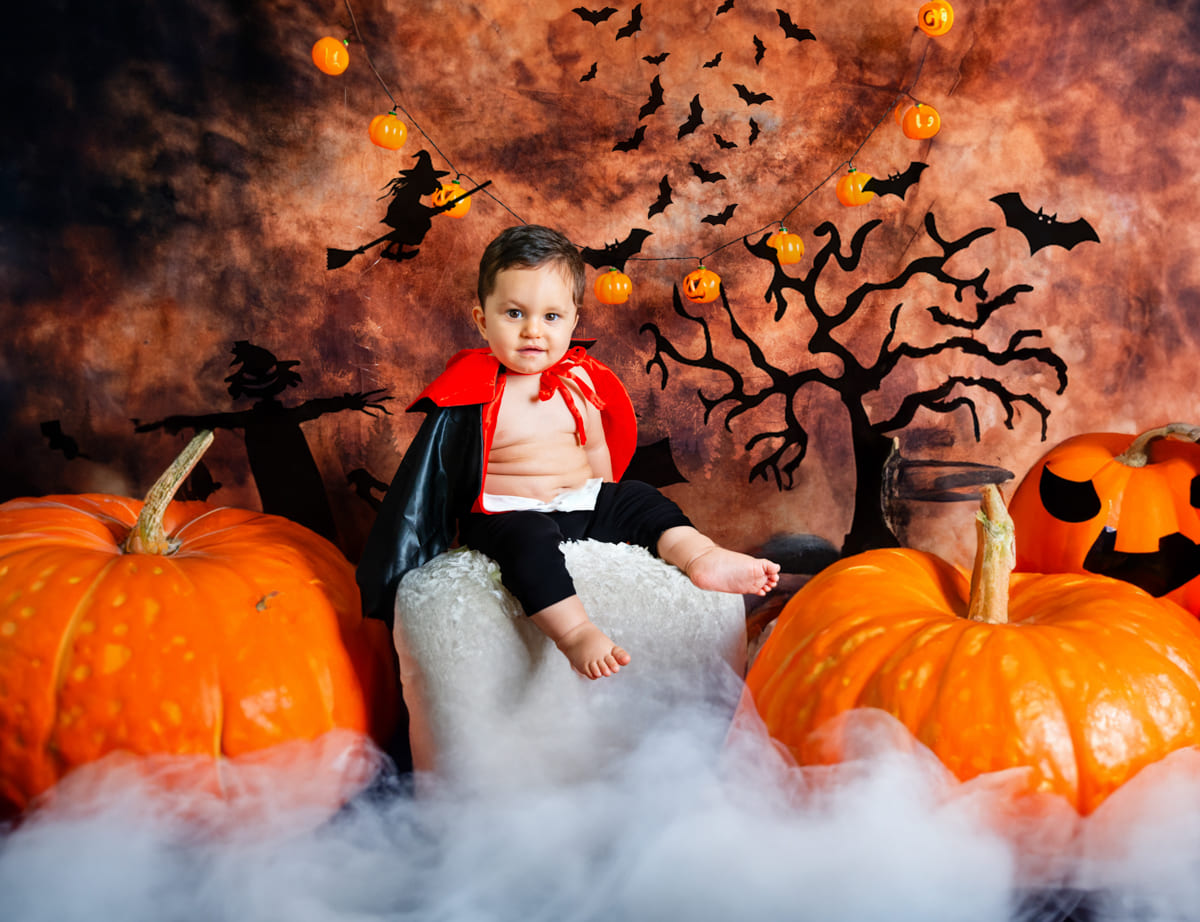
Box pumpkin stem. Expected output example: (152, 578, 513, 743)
(121, 430, 215, 556)
(1115, 422, 1200, 468)
(967, 484, 1014, 624)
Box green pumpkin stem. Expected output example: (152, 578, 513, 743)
(122, 430, 215, 556)
(1116, 422, 1200, 468)
(967, 484, 1014, 624)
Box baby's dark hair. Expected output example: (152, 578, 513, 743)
(477, 224, 586, 309)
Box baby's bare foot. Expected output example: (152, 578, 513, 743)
(685, 547, 781, 596)
(556, 622, 631, 680)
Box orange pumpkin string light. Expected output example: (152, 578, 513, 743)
(368, 111, 408, 150)
(917, 0, 954, 36)
(311, 36, 350, 75)
(682, 265, 721, 303)
(767, 227, 805, 264)
(431, 179, 472, 217)
(835, 167, 875, 206)
(594, 267, 633, 304)
(901, 101, 941, 139)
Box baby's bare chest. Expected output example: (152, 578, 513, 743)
(492, 379, 580, 447)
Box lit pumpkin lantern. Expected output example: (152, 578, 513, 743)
(311, 36, 350, 76)
(431, 179, 472, 218)
(1009, 423, 1200, 616)
(593, 267, 633, 305)
(917, 0, 954, 36)
(368, 112, 408, 150)
(835, 167, 874, 206)
(767, 227, 805, 265)
(746, 484, 1200, 815)
(0, 431, 398, 820)
(682, 266, 721, 303)
(901, 102, 941, 139)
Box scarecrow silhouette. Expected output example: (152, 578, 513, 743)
(326, 150, 491, 269)
(134, 341, 391, 541)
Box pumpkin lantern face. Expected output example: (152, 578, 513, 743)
(917, 0, 954, 36)
(836, 168, 875, 206)
(368, 112, 408, 150)
(1009, 424, 1200, 615)
(767, 228, 805, 265)
(593, 267, 632, 304)
(431, 180, 471, 217)
(311, 36, 349, 75)
(683, 266, 721, 303)
(746, 486, 1200, 815)
(0, 432, 398, 819)
(901, 102, 941, 139)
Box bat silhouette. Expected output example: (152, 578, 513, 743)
(863, 161, 928, 200)
(704, 52, 723, 68)
(581, 228, 653, 271)
(713, 132, 737, 149)
(580, 62, 598, 82)
(639, 75, 664, 119)
(616, 3, 643, 40)
(573, 6, 617, 24)
(716, 0, 735, 13)
(991, 192, 1101, 255)
(40, 419, 90, 460)
(702, 203, 737, 225)
(734, 83, 773, 105)
(643, 51, 670, 65)
(690, 161, 726, 184)
(613, 125, 647, 152)
(648, 174, 673, 218)
(623, 437, 688, 487)
(753, 35, 766, 63)
(678, 94, 704, 138)
(777, 9, 816, 42)
(748, 117, 761, 144)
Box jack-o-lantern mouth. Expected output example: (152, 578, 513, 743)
(1083, 527, 1200, 597)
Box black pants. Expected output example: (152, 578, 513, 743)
(458, 480, 693, 615)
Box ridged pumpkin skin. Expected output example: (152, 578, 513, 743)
(1009, 426, 1200, 616)
(746, 544, 1200, 815)
(0, 491, 397, 817)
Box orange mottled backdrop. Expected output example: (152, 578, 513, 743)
(3, 0, 1198, 569)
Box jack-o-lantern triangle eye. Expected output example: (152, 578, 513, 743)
(1039, 465, 1101, 522)
(1191, 474, 1200, 508)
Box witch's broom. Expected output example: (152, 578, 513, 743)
(326, 180, 493, 270)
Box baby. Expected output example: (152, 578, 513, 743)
(357, 224, 779, 679)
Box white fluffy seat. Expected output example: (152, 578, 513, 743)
(393, 539, 747, 790)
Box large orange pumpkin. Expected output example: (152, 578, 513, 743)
(1009, 423, 1200, 616)
(746, 485, 1200, 815)
(0, 431, 398, 818)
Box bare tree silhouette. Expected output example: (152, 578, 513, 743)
(640, 209, 1069, 553)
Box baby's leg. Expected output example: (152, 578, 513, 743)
(657, 526, 781, 596)
(530, 595, 631, 680)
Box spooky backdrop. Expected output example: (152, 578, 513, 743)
(3, 0, 1198, 572)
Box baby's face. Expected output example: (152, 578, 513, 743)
(472, 264, 579, 375)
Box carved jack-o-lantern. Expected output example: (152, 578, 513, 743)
(1009, 424, 1200, 616)
(901, 102, 941, 140)
(682, 266, 721, 303)
(431, 180, 471, 217)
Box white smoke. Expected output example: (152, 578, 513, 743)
(3, 684, 1199, 922)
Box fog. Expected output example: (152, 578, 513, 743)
(3, 677, 1200, 922)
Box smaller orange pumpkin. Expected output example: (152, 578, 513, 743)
(683, 266, 721, 303)
(311, 37, 349, 75)
(917, 0, 954, 36)
(901, 102, 941, 140)
(836, 168, 874, 207)
(594, 267, 633, 304)
(431, 180, 472, 218)
(368, 112, 408, 150)
(767, 228, 805, 265)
